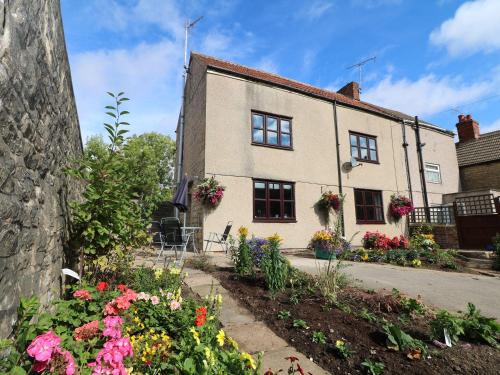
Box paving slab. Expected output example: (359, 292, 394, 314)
(183, 273, 221, 287)
(223, 322, 288, 353)
(260, 346, 330, 375)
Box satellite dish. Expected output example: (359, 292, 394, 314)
(342, 162, 353, 173)
(350, 156, 361, 167)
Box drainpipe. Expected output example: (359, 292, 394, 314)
(333, 100, 345, 236)
(414, 116, 430, 222)
(401, 121, 413, 202)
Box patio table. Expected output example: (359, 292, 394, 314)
(181, 226, 201, 253)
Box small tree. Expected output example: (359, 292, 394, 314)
(67, 93, 149, 281)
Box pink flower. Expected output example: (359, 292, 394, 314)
(74, 320, 100, 341)
(104, 301, 120, 316)
(73, 289, 93, 301)
(170, 300, 181, 311)
(27, 331, 61, 362)
(115, 296, 131, 310)
(103, 316, 123, 339)
(150, 296, 160, 305)
(137, 292, 150, 301)
(52, 347, 76, 375)
(122, 288, 137, 302)
(91, 337, 133, 375)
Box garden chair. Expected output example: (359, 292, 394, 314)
(154, 217, 192, 267)
(204, 221, 233, 253)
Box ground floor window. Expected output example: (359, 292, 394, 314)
(354, 188, 385, 223)
(253, 180, 295, 221)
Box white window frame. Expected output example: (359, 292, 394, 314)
(424, 162, 441, 184)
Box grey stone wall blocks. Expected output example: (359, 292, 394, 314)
(0, 0, 83, 338)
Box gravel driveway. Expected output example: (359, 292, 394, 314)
(287, 255, 500, 320)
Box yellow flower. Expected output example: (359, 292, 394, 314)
(240, 352, 256, 370)
(170, 267, 181, 276)
(216, 293, 223, 306)
(238, 226, 249, 237)
(216, 329, 225, 347)
(335, 339, 345, 347)
(190, 327, 200, 345)
(154, 268, 163, 279)
(204, 347, 215, 365)
(267, 233, 282, 243)
(228, 337, 239, 350)
(412, 259, 422, 267)
(361, 253, 369, 261)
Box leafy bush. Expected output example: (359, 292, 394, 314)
(383, 323, 427, 355)
(260, 234, 289, 294)
(232, 227, 254, 276)
(292, 319, 308, 329)
(312, 331, 327, 344)
(431, 303, 500, 347)
(334, 339, 354, 358)
(0, 267, 260, 374)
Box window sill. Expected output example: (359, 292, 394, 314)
(355, 158, 379, 165)
(253, 219, 297, 223)
(251, 142, 294, 151)
(356, 220, 386, 225)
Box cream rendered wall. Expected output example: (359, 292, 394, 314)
(203, 71, 339, 248)
(195, 70, 459, 248)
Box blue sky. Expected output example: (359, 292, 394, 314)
(61, 0, 500, 142)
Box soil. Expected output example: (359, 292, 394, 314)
(212, 268, 500, 375)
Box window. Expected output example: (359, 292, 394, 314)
(350, 132, 378, 162)
(253, 180, 295, 221)
(354, 189, 384, 223)
(425, 163, 441, 184)
(251, 111, 292, 149)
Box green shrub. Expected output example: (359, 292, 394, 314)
(383, 323, 427, 354)
(232, 227, 253, 276)
(431, 310, 464, 344)
(260, 234, 289, 294)
(292, 319, 308, 329)
(312, 331, 327, 344)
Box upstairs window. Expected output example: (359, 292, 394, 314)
(251, 111, 292, 149)
(350, 132, 378, 163)
(425, 163, 441, 184)
(253, 180, 295, 221)
(354, 189, 385, 224)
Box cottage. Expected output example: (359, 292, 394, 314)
(176, 53, 460, 248)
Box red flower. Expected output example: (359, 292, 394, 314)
(195, 306, 207, 316)
(286, 356, 299, 363)
(117, 284, 128, 293)
(195, 314, 206, 327)
(96, 282, 108, 292)
(73, 289, 92, 301)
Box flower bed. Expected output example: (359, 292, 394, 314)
(0, 267, 259, 374)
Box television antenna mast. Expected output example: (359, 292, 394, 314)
(346, 56, 376, 93)
(183, 16, 204, 80)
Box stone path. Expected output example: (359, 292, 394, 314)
(287, 255, 500, 320)
(183, 267, 330, 375)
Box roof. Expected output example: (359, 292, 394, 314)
(456, 130, 500, 167)
(190, 52, 451, 135)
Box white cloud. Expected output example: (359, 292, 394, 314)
(201, 31, 233, 56)
(481, 118, 500, 134)
(299, 1, 334, 20)
(363, 72, 498, 117)
(430, 0, 500, 56)
(70, 40, 183, 141)
(255, 57, 279, 74)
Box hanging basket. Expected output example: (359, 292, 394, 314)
(193, 176, 225, 207)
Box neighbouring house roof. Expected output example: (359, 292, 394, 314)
(456, 130, 500, 167)
(190, 52, 452, 135)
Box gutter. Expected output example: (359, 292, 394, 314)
(333, 100, 345, 236)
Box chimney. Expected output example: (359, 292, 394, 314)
(337, 81, 360, 101)
(456, 114, 480, 142)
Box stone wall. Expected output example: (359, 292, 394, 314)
(0, 0, 82, 337)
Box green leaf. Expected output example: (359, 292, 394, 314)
(106, 112, 117, 118)
(9, 366, 27, 375)
(117, 130, 129, 136)
(105, 105, 116, 110)
(117, 92, 125, 97)
(120, 97, 130, 101)
(119, 122, 130, 125)
(107, 92, 115, 97)
(119, 111, 130, 116)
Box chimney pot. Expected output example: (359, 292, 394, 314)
(456, 114, 480, 142)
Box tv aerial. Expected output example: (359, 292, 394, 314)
(346, 56, 376, 94)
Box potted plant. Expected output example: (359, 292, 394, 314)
(309, 229, 348, 260)
(319, 191, 341, 212)
(193, 176, 225, 207)
(389, 194, 414, 220)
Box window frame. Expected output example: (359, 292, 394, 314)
(252, 179, 296, 222)
(349, 131, 379, 163)
(354, 188, 385, 224)
(424, 162, 442, 184)
(251, 110, 293, 150)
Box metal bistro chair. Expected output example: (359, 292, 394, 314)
(154, 217, 192, 267)
(204, 221, 233, 253)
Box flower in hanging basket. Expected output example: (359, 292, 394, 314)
(319, 191, 341, 211)
(389, 194, 414, 220)
(193, 176, 225, 207)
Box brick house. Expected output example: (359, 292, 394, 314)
(455, 114, 500, 191)
(176, 53, 460, 248)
